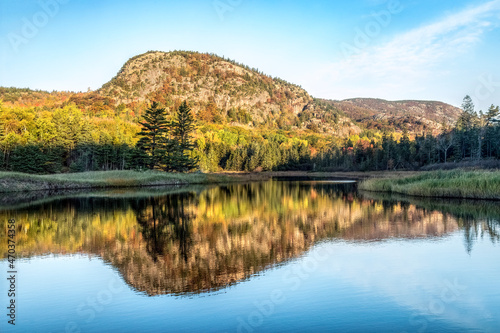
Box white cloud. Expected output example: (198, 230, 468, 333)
(308, 0, 500, 103)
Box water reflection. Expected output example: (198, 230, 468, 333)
(1, 181, 499, 296)
(360, 191, 500, 253)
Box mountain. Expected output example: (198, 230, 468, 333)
(1, 51, 463, 137)
(98, 50, 359, 136)
(325, 98, 462, 135)
(97, 51, 464, 136)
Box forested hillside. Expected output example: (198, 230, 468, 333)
(0, 51, 498, 174)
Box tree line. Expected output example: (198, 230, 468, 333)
(0, 95, 498, 174)
(313, 96, 500, 171)
(193, 96, 500, 172)
(0, 100, 198, 173)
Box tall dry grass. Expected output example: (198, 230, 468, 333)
(0, 170, 231, 192)
(359, 170, 500, 200)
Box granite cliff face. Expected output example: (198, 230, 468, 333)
(100, 51, 311, 117)
(96, 51, 358, 135)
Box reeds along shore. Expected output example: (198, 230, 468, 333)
(0, 171, 233, 193)
(359, 170, 500, 200)
(1, 169, 500, 199)
(0, 170, 395, 193)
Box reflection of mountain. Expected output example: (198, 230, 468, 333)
(1, 182, 498, 295)
(336, 202, 459, 241)
(359, 191, 500, 253)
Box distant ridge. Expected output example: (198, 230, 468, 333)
(323, 98, 462, 135)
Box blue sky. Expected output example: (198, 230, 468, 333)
(1, 0, 499, 110)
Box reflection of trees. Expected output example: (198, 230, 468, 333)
(485, 218, 500, 242)
(360, 191, 500, 253)
(132, 194, 194, 262)
(460, 218, 500, 254)
(1, 182, 499, 295)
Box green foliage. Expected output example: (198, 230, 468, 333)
(137, 102, 170, 169)
(1, 89, 498, 175)
(167, 101, 198, 172)
(9, 145, 47, 173)
(227, 107, 252, 124)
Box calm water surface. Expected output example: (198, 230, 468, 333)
(1, 181, 499, 332)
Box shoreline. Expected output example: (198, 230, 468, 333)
(2, 170, 498, 201)
(0, 171, 229, 193)
(0, 170, 416, 193)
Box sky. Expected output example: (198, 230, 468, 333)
(0, 0, 499, 111)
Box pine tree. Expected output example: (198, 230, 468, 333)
(455, 95, 478, 160)
(398, 129, 411, 167)
(169, 101, 198, 172)
(9, 144, 47, 173)
(137, 102, 169, 169)
(381, 132, 396, 170)
(486, 105, 500, 124)
(485, 105, 500, 158)
(129, 140, 150, 170)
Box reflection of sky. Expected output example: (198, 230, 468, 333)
(314, 235, 500, 332)
(1, 231, 499, 333)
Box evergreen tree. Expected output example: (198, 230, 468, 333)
(137, 102, 169, 169)
(9, 145, 47, 174)
(398, 129, 411, 167)
(461, 95, 476, 117)
(455, 95, 478, 160)
(382, 132, 396, 169)
(476, 110, 489, 160)
(486, 105, 500, 124)
(485, 105, 500, 158)
(169, 101, 198, 172)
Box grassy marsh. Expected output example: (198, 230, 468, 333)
(359, 170, 500, 200)
(0, 170, 232, 193)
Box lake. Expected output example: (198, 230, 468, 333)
(1, 180, 499, 332)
